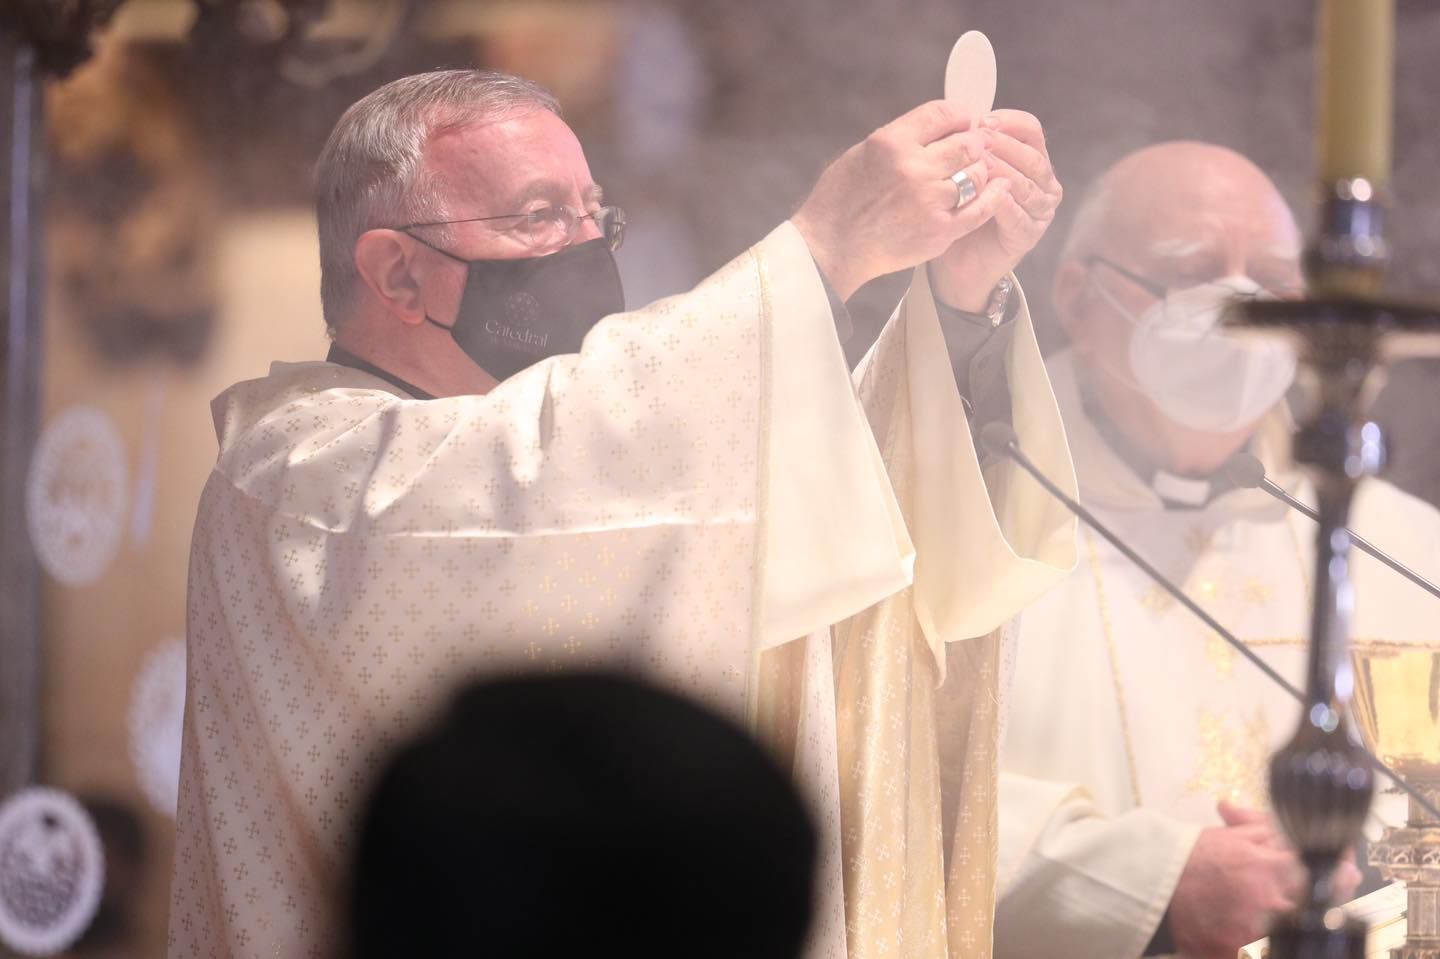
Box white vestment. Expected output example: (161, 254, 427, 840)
(995, 351, 1435, 959)
(167, 222, 1077, 959)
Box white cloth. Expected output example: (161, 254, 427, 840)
(995, 351, 1434, 959)
(167, 222, 1076, 959)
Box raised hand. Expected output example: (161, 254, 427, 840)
(930, 108, 1063, 311)
(791, 100, 1008, 301)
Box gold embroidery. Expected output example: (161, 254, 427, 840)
(1242, 577, 1275, 607)
(1203, 630, 1235, 679)
(1084, 513, 1315, 810)
(1283, 500, 1314, 596)
(1185, 707, 1272, 808)
(1082, 528, 1145, 807)
(1137, 584, 1174, 614)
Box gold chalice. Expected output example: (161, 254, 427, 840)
(1354, 643, 1440, 958)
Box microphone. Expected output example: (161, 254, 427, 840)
(980, 422, 1440, 821)
(1220, 452, 1440, 603)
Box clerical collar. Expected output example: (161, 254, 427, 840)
(1150, 469, 1212, 507)
(325, 344, 435, 401)
(1081, 393, 1229, 510)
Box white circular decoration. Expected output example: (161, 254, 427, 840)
(128, 638, 187, 817)
(25, 406, 128, 587)
(0, 787, 105, 956)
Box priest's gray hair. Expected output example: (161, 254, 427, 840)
(316, 69, 562, 332)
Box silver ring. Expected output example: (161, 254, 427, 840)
(951, 169, 978, 209)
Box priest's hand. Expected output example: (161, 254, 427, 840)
(1169, 802, 1364, 959)
(1214, 800, 1364, 900)
(928, 109, 1063, 311)
(1169, 806, 1298, 958)
(791, 100, 1004, 301)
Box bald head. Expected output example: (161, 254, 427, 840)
(1051, 142, 1304, 475)
(1054, 140, 1303, 351)
(1061, 141, 1300, 284)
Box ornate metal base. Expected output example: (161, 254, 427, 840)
(1370, 827, 1440, 883)
(1385, 944, 1440, 959)
(1371, 788, 1440, 959)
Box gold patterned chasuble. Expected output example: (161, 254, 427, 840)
(168, 223, 1075, 959)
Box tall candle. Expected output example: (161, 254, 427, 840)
(1317, 0, 1395, 186)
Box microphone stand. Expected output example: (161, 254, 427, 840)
(979, 424, 1440, 826)
(1243, 466, 1440, 603)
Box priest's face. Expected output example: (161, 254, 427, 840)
(1057, 143, 1303, 475)
(411, 108, 607, 326)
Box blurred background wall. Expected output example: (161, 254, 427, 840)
(4, 1, 1438, 955)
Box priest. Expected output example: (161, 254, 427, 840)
(994, 141, 1434, 959)
(168, 69, 1076, 959)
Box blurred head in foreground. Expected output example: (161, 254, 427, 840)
(349, 672, 817, 959)
(1052, 141, 1305, 477)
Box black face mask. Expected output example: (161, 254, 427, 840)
(420, 237, 625, 383)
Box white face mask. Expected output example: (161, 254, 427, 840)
(1095, 275, 1297, 433)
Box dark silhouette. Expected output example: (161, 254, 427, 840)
(349, 672, 817, 959)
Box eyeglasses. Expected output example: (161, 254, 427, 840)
(1086, 255, 1303, 311)
(397, 205, 626, 253)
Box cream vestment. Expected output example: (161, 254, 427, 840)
(995, 351, 1434, 959)
(168, 223, 1076, 959)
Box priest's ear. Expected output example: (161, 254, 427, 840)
(1052, 256, 1105, 356)
(353, 229, 430, 327)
